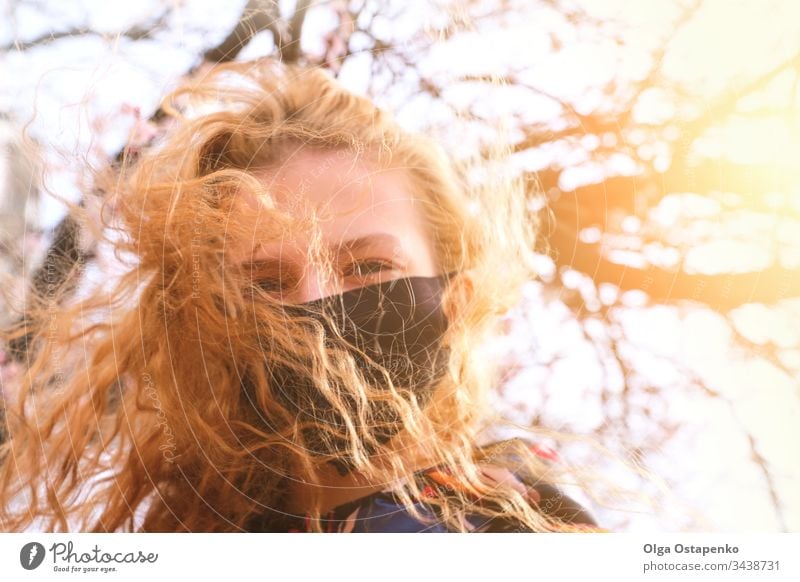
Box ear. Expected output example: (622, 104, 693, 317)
(443, 273, 474, 325)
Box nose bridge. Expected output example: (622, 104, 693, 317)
(297, 266, 323, 303)
(281, 226, 338, 303)
(295, 262, 338, 303)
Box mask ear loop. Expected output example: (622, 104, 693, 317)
(441, 269, 460, 282)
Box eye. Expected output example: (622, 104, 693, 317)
(254, 277, 284, 293)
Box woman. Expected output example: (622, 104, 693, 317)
(0, 59, 603, 533)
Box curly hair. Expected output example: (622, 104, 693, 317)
(0, 59, 613, 533)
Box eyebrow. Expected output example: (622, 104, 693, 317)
(334, 233, 403, 254)
(240, 233, 404, 269)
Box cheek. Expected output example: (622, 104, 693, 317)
(397, 210, 440, 273)
(406, 235, 439, 273)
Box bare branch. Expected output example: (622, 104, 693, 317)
(674, 49, 800, 155)
(202, 0, 281, 62)
(1, 10, 172, 52)
(549, 231, 800, 310)
(281, 0, 314, 63)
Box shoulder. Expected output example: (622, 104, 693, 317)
(305, 438, 605, 533)
(465, 438, 603, 531)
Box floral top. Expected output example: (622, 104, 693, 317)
(247, 441, 605, 533)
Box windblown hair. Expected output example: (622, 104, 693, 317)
(0, 59, 611, 533)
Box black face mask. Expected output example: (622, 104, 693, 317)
(243, 272, 457, 476)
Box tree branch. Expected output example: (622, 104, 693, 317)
(549, 226, 800, 310)
(281, 0, 314, 63)
(1, 10, 171, 52)
(202, 0, 281, 62)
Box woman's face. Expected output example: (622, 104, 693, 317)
(231, 147, 440, 304)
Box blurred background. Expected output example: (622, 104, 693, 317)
(0, 0, 798, 532)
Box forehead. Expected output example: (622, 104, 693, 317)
(263, 147, 413, 215)
(238, 147, 429, 253)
